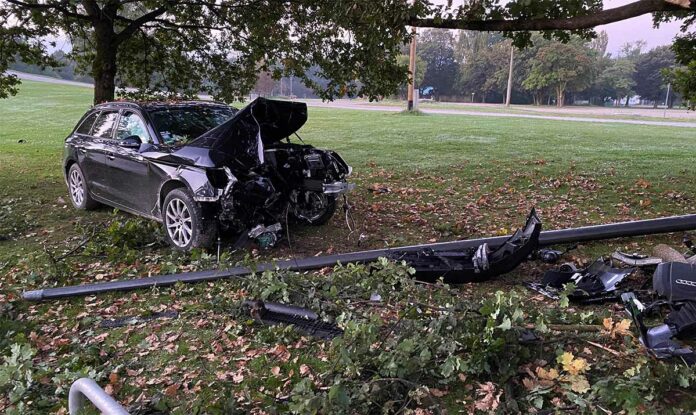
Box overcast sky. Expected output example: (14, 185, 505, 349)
(599, 0, 685, 55)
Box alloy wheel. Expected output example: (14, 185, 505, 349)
(293, 191, 328, 222)
(69, 169, 85, 206)
(165, 198, 193, 247)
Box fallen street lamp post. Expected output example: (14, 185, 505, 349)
(23, 213, 696, 301)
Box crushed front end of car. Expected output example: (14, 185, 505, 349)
(174, 97, 354, 247)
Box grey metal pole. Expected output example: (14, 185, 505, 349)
(505, 45, 514, 107)
(69, 378, 129, 415)
(23, 213, 696, 301)
(663, 83, 671, 118)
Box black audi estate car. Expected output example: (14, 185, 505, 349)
(63, 98, 353, 250)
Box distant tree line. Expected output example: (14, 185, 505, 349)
(405, 30, 681, 107)
(8, 30, 684, 108)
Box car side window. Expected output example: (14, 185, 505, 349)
(116, 112, 150, 143)
(75, 112, 99, 135)
(91, 111, 119, 139)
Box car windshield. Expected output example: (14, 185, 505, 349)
(147, 105, 236, 145)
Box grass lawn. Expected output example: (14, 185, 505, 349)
(1, 80, 696, 414)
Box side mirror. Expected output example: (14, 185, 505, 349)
(120, 135, 142, 149)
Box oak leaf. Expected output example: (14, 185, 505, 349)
(536, 367, 559, 381)
(474, 382, 501, 412)
(568, 375, 590, 393)
(164, 383, 179, 397)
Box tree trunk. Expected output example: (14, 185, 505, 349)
(556, 85, 564, 107)
(92, 22, 117, 104)
(624, 96, 629, 107)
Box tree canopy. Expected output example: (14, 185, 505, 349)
(0, 0, 694, 103)
(417, 29, 459, 99)
(457, 39, 510, 103)
(523, 41, 596, 107)
(669, 29, 696, 109)
(596, 59, 637, 105)
(634, 46, 676, 105)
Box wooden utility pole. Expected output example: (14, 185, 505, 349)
(407, 27, 417, 111)
(505, 45, 514, 107)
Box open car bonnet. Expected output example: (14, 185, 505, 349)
(181, 98, 308, 169)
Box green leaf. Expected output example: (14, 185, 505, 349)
(328, 383, 351, 408)
(497, 316, 512, 330)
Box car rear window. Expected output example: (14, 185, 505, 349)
(91, 111, 119, 139)
(75, 112, 99, 135)
(147, 106, 235, 145)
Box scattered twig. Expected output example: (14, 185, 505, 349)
(375, 305, 416, 350)
(394, 396, 414, 415)
(596, 404, 612, 414)
(42, 243, 59, 267)
(41, 225, 100, 266)
(547, 324, 604, 332)
(55, 228, 96, 261)
(584, 340, 622, 357)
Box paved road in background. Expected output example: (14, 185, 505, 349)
(9, 70, 696, 128)
(8, 70, 94, 88)
(303, 100, 696, 128)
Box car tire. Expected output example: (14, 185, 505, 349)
(292, 192, 337, 226)
(162, 188, 217, 251)
(67, 163, 99, 210)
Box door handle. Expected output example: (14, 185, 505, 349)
(78, 147, 87, 154)
(107, 154, 115, 161)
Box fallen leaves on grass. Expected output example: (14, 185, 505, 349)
(635, 178, 651, 189)
(603, 318, 632, 339)
(558, 351, 589, 376)
(474, 382, 502, 412)
(429, 388, 447, 397)
(536, 366, 559, 381)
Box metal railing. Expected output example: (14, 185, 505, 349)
(68, 378, 129, 415)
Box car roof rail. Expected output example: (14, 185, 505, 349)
(93, 101, 142, 110)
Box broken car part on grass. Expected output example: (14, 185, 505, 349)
(389, 209, 541, 283)
(622, 291, 696, 365)
(526, 258, 636, 304)
(611, 251, 663, 267)
(653, 262, 696, 302)
(243, 300, 343, 340)
(528, 250, 696, 364)
(63, 98, 353, 251)
(23, 212, 696, 301)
